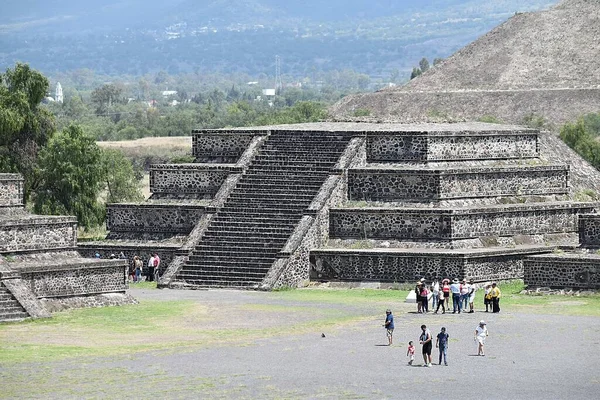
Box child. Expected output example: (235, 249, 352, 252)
(384, 309, 394, 346)
(407, 341, 415, 365)
(436, 327, 449, 366)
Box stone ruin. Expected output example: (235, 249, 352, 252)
(0, 174, 132, 322)
(81, 122, 600, 291)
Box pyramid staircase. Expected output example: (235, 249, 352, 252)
(175, 131, 354, 288)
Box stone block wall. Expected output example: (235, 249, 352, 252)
(579, 214, 600, 247)
(0, 217, 77, 252)
(192, 130, 268, 163)
(366, 129, 538, 162)
(525, 254, 600, 289)
(107, 203, 209, 233)
(78, 245, 177, 276)
(0, 174, 24, 206)
(348, 165, 569, 201)
(329, 203, 596, 241)
(19, 262, 127, 298)
(310, 248, 549, 283)
(150, 164, 242, 197)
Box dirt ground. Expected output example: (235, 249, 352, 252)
(1, 288, 599, 399)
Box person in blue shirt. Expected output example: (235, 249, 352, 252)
(436, 327, 449, 366)
(384, 309, 394, 346)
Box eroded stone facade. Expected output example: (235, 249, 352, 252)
(150, 164, 242, 197)
(107, 203, 208, 233)
(0, 218, 77, 252)
(192, 130, 267, 163)
(0, 174, 23, 206)
(525, 254, 600, 289)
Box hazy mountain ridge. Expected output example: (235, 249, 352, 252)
(0, 0, 558, 78)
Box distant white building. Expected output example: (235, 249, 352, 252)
(162, 90, 178, 97)
(55, 82, 63, 103)
(262, 89, 276, 96)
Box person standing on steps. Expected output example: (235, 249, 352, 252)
(474, 320, 489, 356)
(490, 282, 501, 313)
(419, 324, 433, 367)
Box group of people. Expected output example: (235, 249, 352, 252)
(128, 253, 161, 283)
(384, 310, 490, 367)
(415, 278, 502, 314)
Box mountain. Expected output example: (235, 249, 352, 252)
(330, 0, 600, 125)
(0, 0, 559, 78)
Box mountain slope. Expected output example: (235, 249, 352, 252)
(330, 0, 600, 125)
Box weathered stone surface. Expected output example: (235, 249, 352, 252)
(150, 164, 242, 197)
(0, 216, 77, 252)
(525, 253, 600, 289)
(0, 174, 24, 206)
(348, 165, 569, 201)
(107, 203, 208, 233)
(330, 203, 597, 241)
(579, 214, 600, 246)
(192, 130, 268, 163)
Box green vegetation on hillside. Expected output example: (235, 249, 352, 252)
(559, 112, 600, 170)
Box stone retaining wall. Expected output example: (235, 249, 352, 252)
(311, 247, 550, 283)
(348, 165, 569, 201)
(107, 203, 209, 233)
(330, 203, 597, 241)
(525, 254, 600, 289)
(366, 129, 538, 162)
(0, 217, 77, 252)
(579, 214, 600, 247)
(192, 130, 268, 163)
(18, 261, 127, 298)
(0, 174, 24, 206)
(150, 164, 242, 197)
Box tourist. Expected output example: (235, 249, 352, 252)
(147, 254, 155, 282)
(450, 278, 462, 313)
(468, 279, 476, 313)
(436, 327, 449, 366)
(94, 252, 101, 259)
(484, 284, 492, 312)
(419, 324, 433, 367)
(460, 279, 470, 311)
(415, 282, 423, 313)
(383, 309, 394, 345)
(420, 284, 429, 313)
(133, 256, 142, 283)
(153, 253, 161, 281)
(442, 279, 451, 310)
(490, 282, 501, 313)
(431, 279, 440, 311)
(474, 320, 489, 356)
(407, 341, 415, 365)
(434, 289, 445, 314)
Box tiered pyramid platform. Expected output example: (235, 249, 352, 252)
(0, 174, 129, 322)
(103, 122, 599, 290)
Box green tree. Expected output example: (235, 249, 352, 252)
(34, 124, 105, 228)
(0, 63, 55, 199)
(101, 148, 144, 204)
(419, 58, 430, 73)
(91, 84, 124, 115)
(410, 67, 422, 80)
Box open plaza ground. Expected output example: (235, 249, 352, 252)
(1, 284, 599, 399)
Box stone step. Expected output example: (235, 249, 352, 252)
(176, 277, 262, 288)
(218, 206, 304, 214)
(232, 186, 322, 195)
(205, 227, 295, 237)
(194, 240, 285, 249)
(0, 311, 29, 321)
(251, 159, 338, 166)
(202, 231, 290, 241)
(210, 220, 298, 228)
(178, 270, 268, 280)
(235, 182, 324, 190)
(192, 247, 280, 256)
(188, 253, 275, 263)
(211, 217, 300, 226)
(184, 259, 273, 269)
(226, 195, 314, 203)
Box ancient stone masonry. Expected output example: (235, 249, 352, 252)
(0, 173, 129, 322)
(100, 121, 599, 290)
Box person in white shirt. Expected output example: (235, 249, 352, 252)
(474, 320, 489, 356)
(460, 279, 470, 310)
(147, 254, 155, 282)
(450, 279, 462, 313)
(431, 279, 440, 311)
(468, 279, 476, 313)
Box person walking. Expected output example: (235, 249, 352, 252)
(474, 320, 489, 356)
(407, 341, 416, 365)
(419, 324, 433, 367)
(490, 282, 501, 313)
(436, 327, 449, 366)
(384, 309, 394, 346)
(450, 279, 462, 313)
(147, 254, 155, 282)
